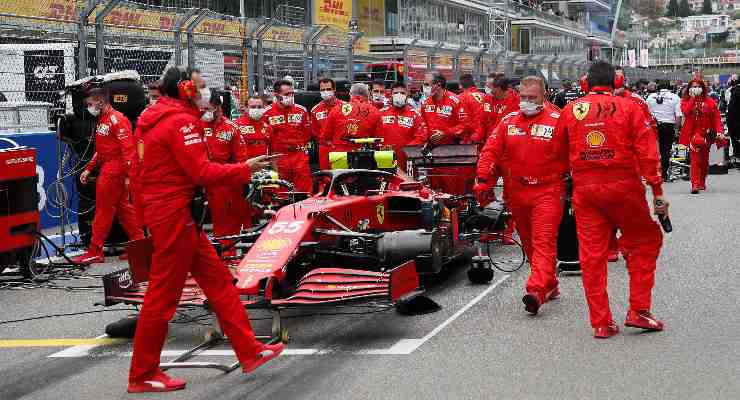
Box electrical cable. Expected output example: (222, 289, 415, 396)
(0, 308, 138, 326)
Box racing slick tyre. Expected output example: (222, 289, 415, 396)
(106, 316, 138, 338)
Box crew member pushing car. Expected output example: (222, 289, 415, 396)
(475, 76, 567, 315)
(129, 66, 283, 393)
(554, 61, 668, 339)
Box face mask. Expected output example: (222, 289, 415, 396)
(392, 93, 407, 108)
(201, 110, 215, 122)
(320, 90, 335, 101)
(87, 105, 100, 117)
(520, 101, 543, 116)
(689, 87, 703, 97)
(248, 108, 265, 120)
(372, 93, 385, 103)
(199, 87, 211, 101)
(484, 87, 493, 95)
(280, 95, 294, 107)
(422, 85, 432, 97)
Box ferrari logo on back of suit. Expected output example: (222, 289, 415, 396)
(573, 102, 590, 121)
(341, 103, 353, 116)
(376, 204, 385, 224)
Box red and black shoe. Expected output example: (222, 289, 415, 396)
(128, 370, 186, 393)
(522, 292, 543, 315)
(243, 343, 284, 374)
(625, 310, 664, 332)
(690, 187, 699, 194)
(593, 322, 620, 339)
(71, 249, 104, 265)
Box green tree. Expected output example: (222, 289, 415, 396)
(678, 0, 692, 17)
(666, 0, 679, 17)
(702, 0, 713, 14)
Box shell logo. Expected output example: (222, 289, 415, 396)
(256, 238, 290, 252)
(586, 131, 606, 148)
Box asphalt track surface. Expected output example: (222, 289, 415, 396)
(2, 171, 740, 400)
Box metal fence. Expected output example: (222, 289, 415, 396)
(0, 0, 600, 130)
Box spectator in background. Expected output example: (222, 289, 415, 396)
(646, 81, 683, 181)
(726, 75, 740, 164)
(552, 80, 582, 109)
(0, 92, 6, 102)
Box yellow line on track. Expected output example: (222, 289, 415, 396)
(0, 338, 127, 348)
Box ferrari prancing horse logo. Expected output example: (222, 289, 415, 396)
(573, 102, 590, 121)
(376, 204, 385, 224)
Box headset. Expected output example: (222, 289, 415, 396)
(579, 72, 625, 93)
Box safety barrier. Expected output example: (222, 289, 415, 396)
(0, 0, 595, 129)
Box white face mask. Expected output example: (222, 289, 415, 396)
(392, 93, 407, 108)
(689, 87, 703, 97)
(248, 108, 265, 120)
(372, 93, 385, 103)
(198, 87, 211, 105)
(201, 110, 215, 122)
(87, 105, 101, 117)
(484, 86, 493, 95)
(520, 100, 544, 116)
(422, 85, 432, 97)
(280, 95, 294, 107)
(320, 90, 335, 101)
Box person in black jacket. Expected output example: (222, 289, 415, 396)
(552, 80, 582, 109)
(727, 80, 740, 163)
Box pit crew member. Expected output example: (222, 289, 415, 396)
(679, 79, 726, 194)
(263, 79, 313, 192)
(474, 76, 567, 315)
(311, 78, 345, 170)
(371, 79, 389, 109)
(420, 73, 472, 194)
(129, 66, 283, 393)
(323, 83, 382, 157)
(458, 73, 488, 143)
(555, 61, 668, 339)
(72, 87, 144, 264)
(475, 76, 520, 142)
(202, 91, 246, 253)
(379, 82, 429, 172)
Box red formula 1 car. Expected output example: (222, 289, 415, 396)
(100, 145, 516, 371)
(103, 169, 496, 310)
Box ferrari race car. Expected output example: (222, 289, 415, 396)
(103, 168, 510, 310)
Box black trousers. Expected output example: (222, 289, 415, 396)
(657, 122, 675, 180)
(730, 127, 740, 157)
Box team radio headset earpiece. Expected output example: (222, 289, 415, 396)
(580, 73, 625, 93)
(178, 78, 197, 100)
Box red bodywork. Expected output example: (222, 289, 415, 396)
(104, 169, 471, 308)
(0, 147, 39, 254)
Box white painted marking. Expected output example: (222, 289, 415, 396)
(48, 334, 111, 358)
(49, 275, 510, 358)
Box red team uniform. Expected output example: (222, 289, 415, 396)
(311, 99, 346, 171)
(556, 88, 664, 332)
(81, 109, 143, 258)
(378, 104, 428, 171)
(262, 102, 313, 192)
(477, 102, 567, 306)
